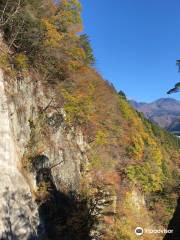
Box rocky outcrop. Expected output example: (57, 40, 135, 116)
(0, 69, 39, 239)
(5, 70, 88, 191)
(0, 65, 94, 238)
(0, 65, 118, 239)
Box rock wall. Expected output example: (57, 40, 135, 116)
(5, 70, 89, 191)
(0, 65, 92, 238)
(0, 69, 39, 239)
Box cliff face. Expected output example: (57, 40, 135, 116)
(1, 64, 118, 239)
(0, 69, 38, 239)
(0, 66, 93, 238)
(5, 69, 86, 192)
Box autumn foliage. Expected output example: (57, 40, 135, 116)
(0, 1, 180, 240)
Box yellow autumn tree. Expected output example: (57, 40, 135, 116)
(53, 0, 82, 33)
(42, 19, 63, 48)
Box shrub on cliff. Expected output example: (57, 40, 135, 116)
(0, 0, 95, 78)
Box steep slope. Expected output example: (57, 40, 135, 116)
(130, 98, 180, 135)
(0, 1, 179, 240)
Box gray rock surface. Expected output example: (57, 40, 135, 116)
(0, 69, 39, 239)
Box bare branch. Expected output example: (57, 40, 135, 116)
(41, 98, 54, 113)
(7, 19, 24, 52)
(50, 160, 64, 170)
(0, 0, 21, 27)
(0, 0, 9, 22)
(0, 46, 7, 54)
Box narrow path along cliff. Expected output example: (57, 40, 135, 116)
(0, 69, 38, 239)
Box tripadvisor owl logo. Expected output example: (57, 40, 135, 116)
(135, 227, 144, 236)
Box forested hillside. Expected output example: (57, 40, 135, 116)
(130, 98, 180, 136)
(0, 1, 179, 239)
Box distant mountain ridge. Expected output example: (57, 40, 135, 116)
(130, 98, 180, 136)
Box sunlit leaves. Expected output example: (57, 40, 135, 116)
(52, 0, 82, 33)
(42, 19, 63, 47)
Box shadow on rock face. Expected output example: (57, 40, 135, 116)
(0, 155, 97, 240)
(163, 197, 180, 240)
(36, 166, 96, 240)
(0, 188, 38, 240)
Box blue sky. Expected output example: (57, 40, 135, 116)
(80, 0, 180, 102)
